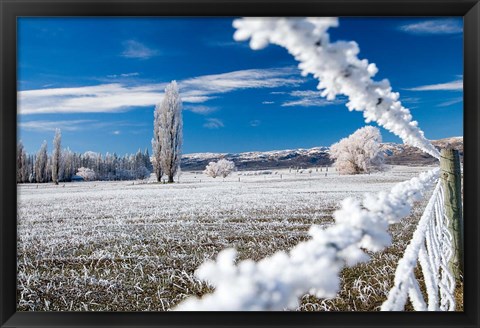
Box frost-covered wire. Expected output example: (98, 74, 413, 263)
(232, 17, 440, 159)
(175, 168, 439, 311)
(381, 180, 456, 311)
(174, 17, 448, 311)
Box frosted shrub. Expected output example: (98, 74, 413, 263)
(204, 162, 220, 178)
(330, 126, 384, 175)
(204, 159, 236, 178)
(258, 171, 272, 175)
(76, 167, 96, 181)
(135, 166, 150, 180)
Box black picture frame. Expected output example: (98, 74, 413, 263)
(1, 0, 479, 327)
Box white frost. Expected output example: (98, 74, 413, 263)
(175, 168, 439, 310)
(381, 180, 456, 311)
(232, 17, 440, 159)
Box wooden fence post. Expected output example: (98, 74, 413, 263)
(440, 148, 464, 280)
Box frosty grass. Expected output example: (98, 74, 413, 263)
(17, 165, 434, 311)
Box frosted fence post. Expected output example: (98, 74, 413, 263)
(440, 148, 464, 280)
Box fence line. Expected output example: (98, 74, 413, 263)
(174, 17, 457, 311)
(381, 179, 456, 311)
(175, 168, 439, 311)
(228, 17, 457, 311)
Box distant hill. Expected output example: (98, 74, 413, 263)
(381, 136, 463, 166)
(181, 137, 463, 171)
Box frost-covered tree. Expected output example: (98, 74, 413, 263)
(17, 141, 27, 183)
(150, 155, 160, 181)
(52, 129, 62, 185)
(17, 141, 22, 183)
(62, 148, 75, 182)
(134, 149, 149, 180)
(19, 142, 154, 183)
(21, 149, 30, 183)
(46, 156, 53, 182)
(76, 167, 96, 181)
(152, 105, 163, 182)
(330, 126, 384, 175)
(158, 81, 183, 183)
(34, 141, 48, 183)
(136, 166, 150, 180)
(217, 159, 236, 178)
(27, 154, 35, 183)
(143, 148, 153, 172)
(204, 159, 236, 178)
(204, 161, 221, 178)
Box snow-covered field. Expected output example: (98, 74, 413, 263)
(17, 165, 435, 311)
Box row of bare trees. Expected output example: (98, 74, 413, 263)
(17, 133, 153, 184)
(18, 79, 381, 183)
(17, 81, 184, 184)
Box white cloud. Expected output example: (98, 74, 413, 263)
(399, 19, 463, 35)
(19, 120, 95, 132)
(203, 118, 224, 129)
(107, 72, 140, 78)
(112, 130, 121, 135)
(406, 79, 463, 91)
(182, 95, 216, 103)
(18, 67, 303, 115)
(122, 40, 159, 59)
(18, 83, 168, 115)
(207, 40, 249, 48)
(19, 119, 146, 133)
(437, 97, 463, 107)
(249, 120, 261, 127)
(183, 105, 218, 115)
(281, 90, 345, 107)
(400, 96, 421, 104)
(180, 67, 303, 95)
(262, 101, 274, 104)
(282, 99, 336, 107)
(289, 90, 321, 97)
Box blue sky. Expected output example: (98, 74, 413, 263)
(18, 17, 463, 155)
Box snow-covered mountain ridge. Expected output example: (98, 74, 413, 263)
(181, 137, 463, 171)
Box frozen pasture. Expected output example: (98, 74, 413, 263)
(17, 165, 435, 311)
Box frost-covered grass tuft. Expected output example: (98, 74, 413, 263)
(297, 198, 429, 311)
(18, 166, 438, 311)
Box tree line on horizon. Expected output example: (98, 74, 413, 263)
(17, 133, 153, 184)
(17, 81, 184, 184)
(17, 80, 387, 184)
